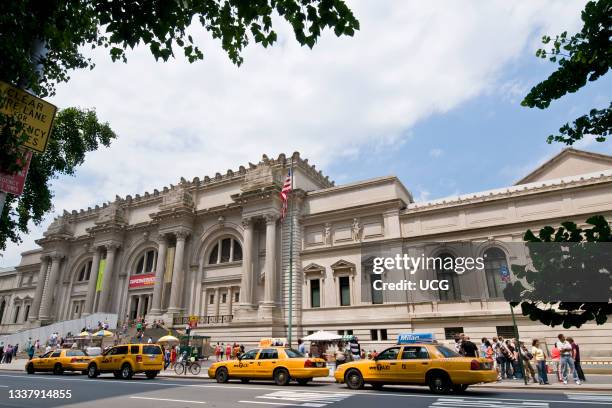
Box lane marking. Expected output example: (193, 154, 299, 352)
(431, 397, 549, 407)
(130, 396, 206, 404)
(239, 401, 303, 406)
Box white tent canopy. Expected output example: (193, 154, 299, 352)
(302, 330, 343, 341)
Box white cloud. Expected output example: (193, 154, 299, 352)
(429, 148, 443, 158)
(0, 0, 588, 266)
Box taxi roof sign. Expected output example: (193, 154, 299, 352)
(259, 338, 287, 347)
(397, 332, 435, 344)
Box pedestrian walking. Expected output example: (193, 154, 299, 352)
(531, 339, 549, 385)
(215, 343, 221, 361)
(220, 343, 225, 360)
(460, 337, 478, 357)
(551, 344, 561, 381)
(567, 337, 586, 382)
(225, 343, 231, 360)
(556, 334, 580, 385)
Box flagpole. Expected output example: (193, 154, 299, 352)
(287, 158, 295, 346)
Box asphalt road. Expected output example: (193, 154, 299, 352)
(1, 372, 612, 408)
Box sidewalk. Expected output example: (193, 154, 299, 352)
(1, 358, 611, 392)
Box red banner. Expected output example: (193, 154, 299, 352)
(129, 273, 156, 288)
(0, 150, 32, 196)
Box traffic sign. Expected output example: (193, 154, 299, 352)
(0, 80, 57, 153)
(0, 150, 32, 196)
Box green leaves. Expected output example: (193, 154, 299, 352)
(504, 216, 612, 328)
(0, 108, 116, 252)
(522, 0, 610, 145)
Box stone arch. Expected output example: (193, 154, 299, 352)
(118, 235, 159, 278)
(62, 249, 94, 284)
(191, 222, 244, 266)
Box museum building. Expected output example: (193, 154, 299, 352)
(1, 148, 611, 356)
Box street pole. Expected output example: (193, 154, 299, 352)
(510, 304, 529, 385)
(287, 160, 295, 347)
(0, 38, 48, 216)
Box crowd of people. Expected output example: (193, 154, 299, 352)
(213, 342, 246, 361)
(454, 332, 585, 385)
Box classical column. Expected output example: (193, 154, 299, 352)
(30, 255, 49, 321)
(239, 218, 254, 305)
(38, 254, 63, 321)
(97, 244, 118, 312)
(83, 247, 101, 316)
(202, 289, 209, 316)
(227, 287, 233, 316)
(150, 235, 167, 315)
(214, 287, 220, 317)
(263, 214, 278, 304)
(168, 230, 188, 313)
(136, 295, 143, 318)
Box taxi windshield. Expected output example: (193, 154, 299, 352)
(284, 348, 305, 358)
(436, 345, 461, 358)
(66, 350, 87, 357)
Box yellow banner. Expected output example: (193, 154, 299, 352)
(164, 246, 175, 283)
(0, 80, 57, 153)
(96, 259, 106, 292)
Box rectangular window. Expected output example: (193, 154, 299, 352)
(496, 325, 516, 339)
(234, 292, 240, 302)
(337, 330, 344, 335)
(209, 294, 215, 305)
(115, 346, 129, 355)
(221, 238, 231, 262)
(444, 327, 464, 340)
(339, 276, 350, 306)
(13, 306, 20, 323)
(370, 329, 378, 341)
(380, 329, 388, 341)
(310, 279, 320, 308)
(130, 345, 139, 354)
(145, 250, 155, 273)
(221, 293, 227, 303)
(24, 305, 30, 321)
(347, 330, 353, 335)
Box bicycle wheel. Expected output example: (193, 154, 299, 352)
(189, 362, 201, 375)
(174, 363, 185, 375)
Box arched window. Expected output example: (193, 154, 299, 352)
(484, 247, 508, 299)
(135, 249, 157, 275)
(77, 260, 93, 282)
(435, 253, 461, 301)
(208, 238, 242, 265)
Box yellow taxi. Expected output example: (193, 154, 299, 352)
(334, 334, 497, 394)
(208, 339, 328, 385)
(86, 343, 163, 380)
(26, 348, 92, 375)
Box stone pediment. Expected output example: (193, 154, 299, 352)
(43, 216, 73, 238)
(242, 163, 275, 192)
(516, 148, 612, 185)
(160, 184, 194, 211)
(95, 201, 126, 226)
(330, 259, 356, 272)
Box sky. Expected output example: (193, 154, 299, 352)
(2, 0, 611, 267)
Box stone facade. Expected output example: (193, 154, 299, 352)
(1, 148, 611, 357)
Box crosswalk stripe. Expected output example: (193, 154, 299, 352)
(431, 397, 549, 408)
(566, 393, 612, 402)
(242, 390, 352, 407)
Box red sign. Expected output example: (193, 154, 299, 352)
(129, 273, 156, 288)
(0, 150, 32, 196)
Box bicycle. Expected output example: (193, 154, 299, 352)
(174, 353, 201, 375)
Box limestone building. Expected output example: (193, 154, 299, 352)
(1, 148, 611, 356)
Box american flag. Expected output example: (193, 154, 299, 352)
(280, 168, 292, 221)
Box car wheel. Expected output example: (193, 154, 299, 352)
(297, 378, 311, 386)
(240, 378, 250, 383)
(53, 363, 64, 375)
(26, 363, 35, 374)
(216, 367, 229, 383)
(120, 363, 133, 380)
(371, 382, 385, 390)
(428, 372, 451, 394)
(344, 369, 364, 390)
(87, 364, 99, 379)
(452, 384, 469, 393)
(145, 371, 158, 379)
(274, 368, 290, 386)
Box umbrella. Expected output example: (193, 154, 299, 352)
(157, 335, 179, 344)
(302, 330, 343, 341)
(78, 331, 91, 337)
(93, 330, 113, 337)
